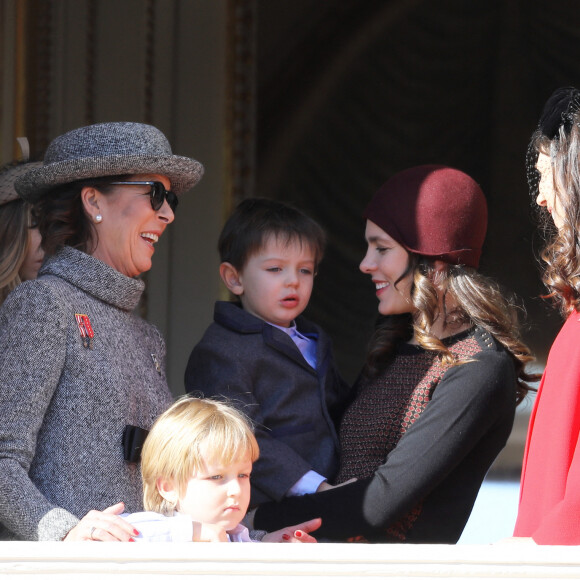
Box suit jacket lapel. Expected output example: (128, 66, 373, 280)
(263, 324, 316, 374)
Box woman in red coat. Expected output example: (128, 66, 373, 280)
(514, 86, 580, 544)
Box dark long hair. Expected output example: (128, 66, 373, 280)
(530, 126, 580, 315)
(33, 175, 129, 256)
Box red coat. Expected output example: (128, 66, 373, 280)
(515, 312, 580, 544)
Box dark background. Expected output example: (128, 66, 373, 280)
(12, 0, 580, 385)
(254, 0, 580, 382)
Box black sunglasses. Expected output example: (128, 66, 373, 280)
(109, 181, 178, 212)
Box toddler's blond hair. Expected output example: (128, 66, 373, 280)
(141, 396, 259, 514)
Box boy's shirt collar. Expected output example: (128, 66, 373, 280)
(268, 321, 317, 369)
(215, 301, 321, 336)
(213, 301, 327, 371)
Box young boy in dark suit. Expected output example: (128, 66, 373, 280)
(185, 198, 349, 507)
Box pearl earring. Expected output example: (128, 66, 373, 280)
(94, 214, 103, 223)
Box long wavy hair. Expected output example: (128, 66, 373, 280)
(362, 254, 537, 405)
(0, 199, 33, 306)
(529, 123, 580, 315)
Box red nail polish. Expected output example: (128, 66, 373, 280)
(129, 537, 135, 542)
(294, 530, 303, 538)
(282, 533, 290, 540)
(133, 529, 139, 536)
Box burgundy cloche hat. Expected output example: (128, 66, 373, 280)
(363, 165, 488, 269)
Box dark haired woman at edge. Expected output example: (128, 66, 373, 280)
(514, 87, 580, 545)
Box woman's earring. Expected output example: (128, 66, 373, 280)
(94, 214, 103, 223)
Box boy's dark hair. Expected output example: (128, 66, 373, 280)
(218, 198, 326, 270)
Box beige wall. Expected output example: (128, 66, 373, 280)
(143, 0, 230, 394)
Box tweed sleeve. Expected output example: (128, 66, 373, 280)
(254, 350, 516, 539)
(0, 282, 78, 540)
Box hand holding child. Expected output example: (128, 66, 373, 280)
(261, 517, 321, 543)
(64, 502, 138, 542)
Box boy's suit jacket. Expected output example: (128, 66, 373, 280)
(184, 301, 350, 506)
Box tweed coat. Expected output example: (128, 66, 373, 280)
(0, 247, 172, 540)
(184, 301, 350, 506)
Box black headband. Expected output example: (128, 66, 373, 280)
(526, 87, 580, 198)
(538, 86, 580, 140)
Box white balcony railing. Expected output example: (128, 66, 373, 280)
(2, 542, 580, 578)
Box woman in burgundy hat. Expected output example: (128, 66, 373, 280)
(250, 165, 536, 543)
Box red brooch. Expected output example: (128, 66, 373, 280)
(75, 314, 94, 349)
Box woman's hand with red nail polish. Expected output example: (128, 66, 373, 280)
(260, 518, 321, 543)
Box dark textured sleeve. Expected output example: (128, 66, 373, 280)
(254, 351, 515, 537)
(0, 283, 78, 540)
(185, 335, 313, 501)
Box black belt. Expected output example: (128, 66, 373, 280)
(122, 425, 149, 463)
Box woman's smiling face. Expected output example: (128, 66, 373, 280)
(85, 174, 175, 277)
(359, 220, 414, 316)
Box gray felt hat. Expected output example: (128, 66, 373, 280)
(15, 122, 204, 202)
(0, 161, 43, 205)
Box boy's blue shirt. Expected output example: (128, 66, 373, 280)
(264, 321, 318, 370)
(185, 300, 350, 507)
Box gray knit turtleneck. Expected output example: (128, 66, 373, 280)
(0, 247, 172, 540)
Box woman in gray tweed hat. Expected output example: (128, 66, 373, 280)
(0, 122, 203, 541)
(0, 159, 44, 306)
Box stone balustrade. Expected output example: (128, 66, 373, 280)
(2, 542, 580, 578)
